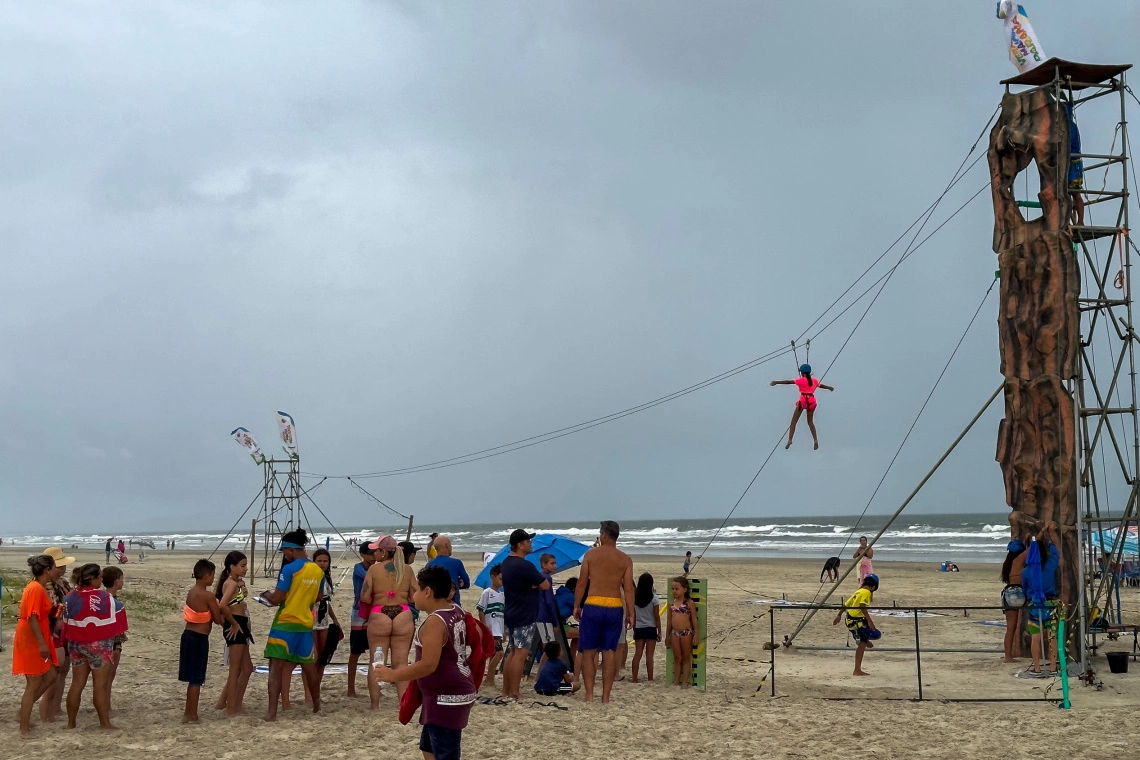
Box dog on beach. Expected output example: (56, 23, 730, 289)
(820, 556, 840, 582)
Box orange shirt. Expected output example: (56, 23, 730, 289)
(13, 581, 58, 676)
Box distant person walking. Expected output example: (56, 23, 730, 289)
(854, 536, 874, 584)
(425, 535, 470, 605)
(682, 551, 692, 576)
(105, 538, 113, 563)
(573, 521, 635, 703)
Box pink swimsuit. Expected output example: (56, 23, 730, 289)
(794, 377, 821, 411)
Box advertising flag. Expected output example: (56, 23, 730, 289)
(231, 427, 267, 465)
(277, 411, 299, 460)
(997, 2, 1046, 74)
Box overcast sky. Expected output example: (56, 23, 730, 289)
(2, 2, 1137, 534)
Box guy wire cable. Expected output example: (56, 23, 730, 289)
(306, 108, 1000, 481)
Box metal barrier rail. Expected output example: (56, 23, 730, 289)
(761, 603, 1062, 704)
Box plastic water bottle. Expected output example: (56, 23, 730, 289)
(372, 646, 386, 668)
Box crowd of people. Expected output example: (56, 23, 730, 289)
(12, 521, 701, 756)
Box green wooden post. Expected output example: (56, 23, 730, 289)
(665, 578, 707, 690)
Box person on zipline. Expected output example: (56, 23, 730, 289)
(771, 364, 833, 450)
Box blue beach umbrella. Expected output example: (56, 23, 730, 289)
(473, 533, 590, 588)
(1090, 526, 1139, 557)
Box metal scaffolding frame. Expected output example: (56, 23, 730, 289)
(256, 457, 305, 577)
(1071, 74, 1138, 677)
(1008, 63, 1138, 676)
(999, 60, 1137, 679)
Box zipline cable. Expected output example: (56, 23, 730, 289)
(304, 108, 998, 482)
(795, 275, 1000, 628)
(304, 179, 987, 482)
(690, 108, 998, 580)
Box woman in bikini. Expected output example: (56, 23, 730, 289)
(771, 364, 834, 450)
(665, 577, 699, 688)
(360, 535, 416, 707)
(214, 551, 253, 716)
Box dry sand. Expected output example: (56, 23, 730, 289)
(3, 547, 1140, 759)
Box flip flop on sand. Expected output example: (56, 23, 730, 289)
(529, 701, 569, 711)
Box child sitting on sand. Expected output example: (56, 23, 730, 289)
(667, 577, 699, 688)
(534, 641, 577, 696)
(180, 559, 222, 722)
(833, 574, 879, 676)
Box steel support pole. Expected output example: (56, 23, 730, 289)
(914, 609, 923, 701)
(770, 608, 776, 697)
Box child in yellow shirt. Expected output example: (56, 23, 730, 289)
(833, 574, 879, 676)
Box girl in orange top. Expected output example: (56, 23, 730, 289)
(14, 554, 59, 736)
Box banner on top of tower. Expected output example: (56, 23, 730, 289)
(277, 411, 299, 460)
(996, 2, 1046, 74)
(232, 427, 267, 465)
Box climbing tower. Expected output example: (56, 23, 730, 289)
(990, 58, 1134, 671)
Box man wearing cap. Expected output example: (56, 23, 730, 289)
(500, 529, 550, 701)
(347, 541, 377, 698)
(259, 528, 324, 720)
(573, 520, 635, 703)
(398, 540, 421, 566)
(425, 535, 470, 606)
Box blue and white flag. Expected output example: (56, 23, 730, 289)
(277, 411, 299, 460)
(231, 427, 267, 465)
(997, 2, 1046, 74)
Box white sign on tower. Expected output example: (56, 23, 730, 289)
(277, 411, 299, 460)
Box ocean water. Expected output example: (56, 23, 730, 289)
(5, 512, 1011, 563)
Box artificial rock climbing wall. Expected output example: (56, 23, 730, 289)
(988, 87, 1079, 614)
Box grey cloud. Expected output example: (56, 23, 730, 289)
(1, 1, 1137, 534)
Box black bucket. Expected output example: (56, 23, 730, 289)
(1106, 651, 1129, 674)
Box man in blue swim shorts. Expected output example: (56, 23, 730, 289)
(573, 520, 635, 704)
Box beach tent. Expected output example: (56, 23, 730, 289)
(1089, 525, 1139, 557)
(473, 533, 590, 589)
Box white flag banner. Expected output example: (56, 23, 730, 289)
(231, 427, 267, 465)
(997, 2, 1046, 74)
(277, 411, 299, 460)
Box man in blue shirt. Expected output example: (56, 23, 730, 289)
(425, 535, 470, 605)
(346, 542, 376, 697)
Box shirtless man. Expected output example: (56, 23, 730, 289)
(573, 520, 634, 703)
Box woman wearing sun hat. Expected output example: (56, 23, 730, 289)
(39, 546, 75, 723)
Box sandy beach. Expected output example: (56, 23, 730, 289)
(3, 547, 1139, 759)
